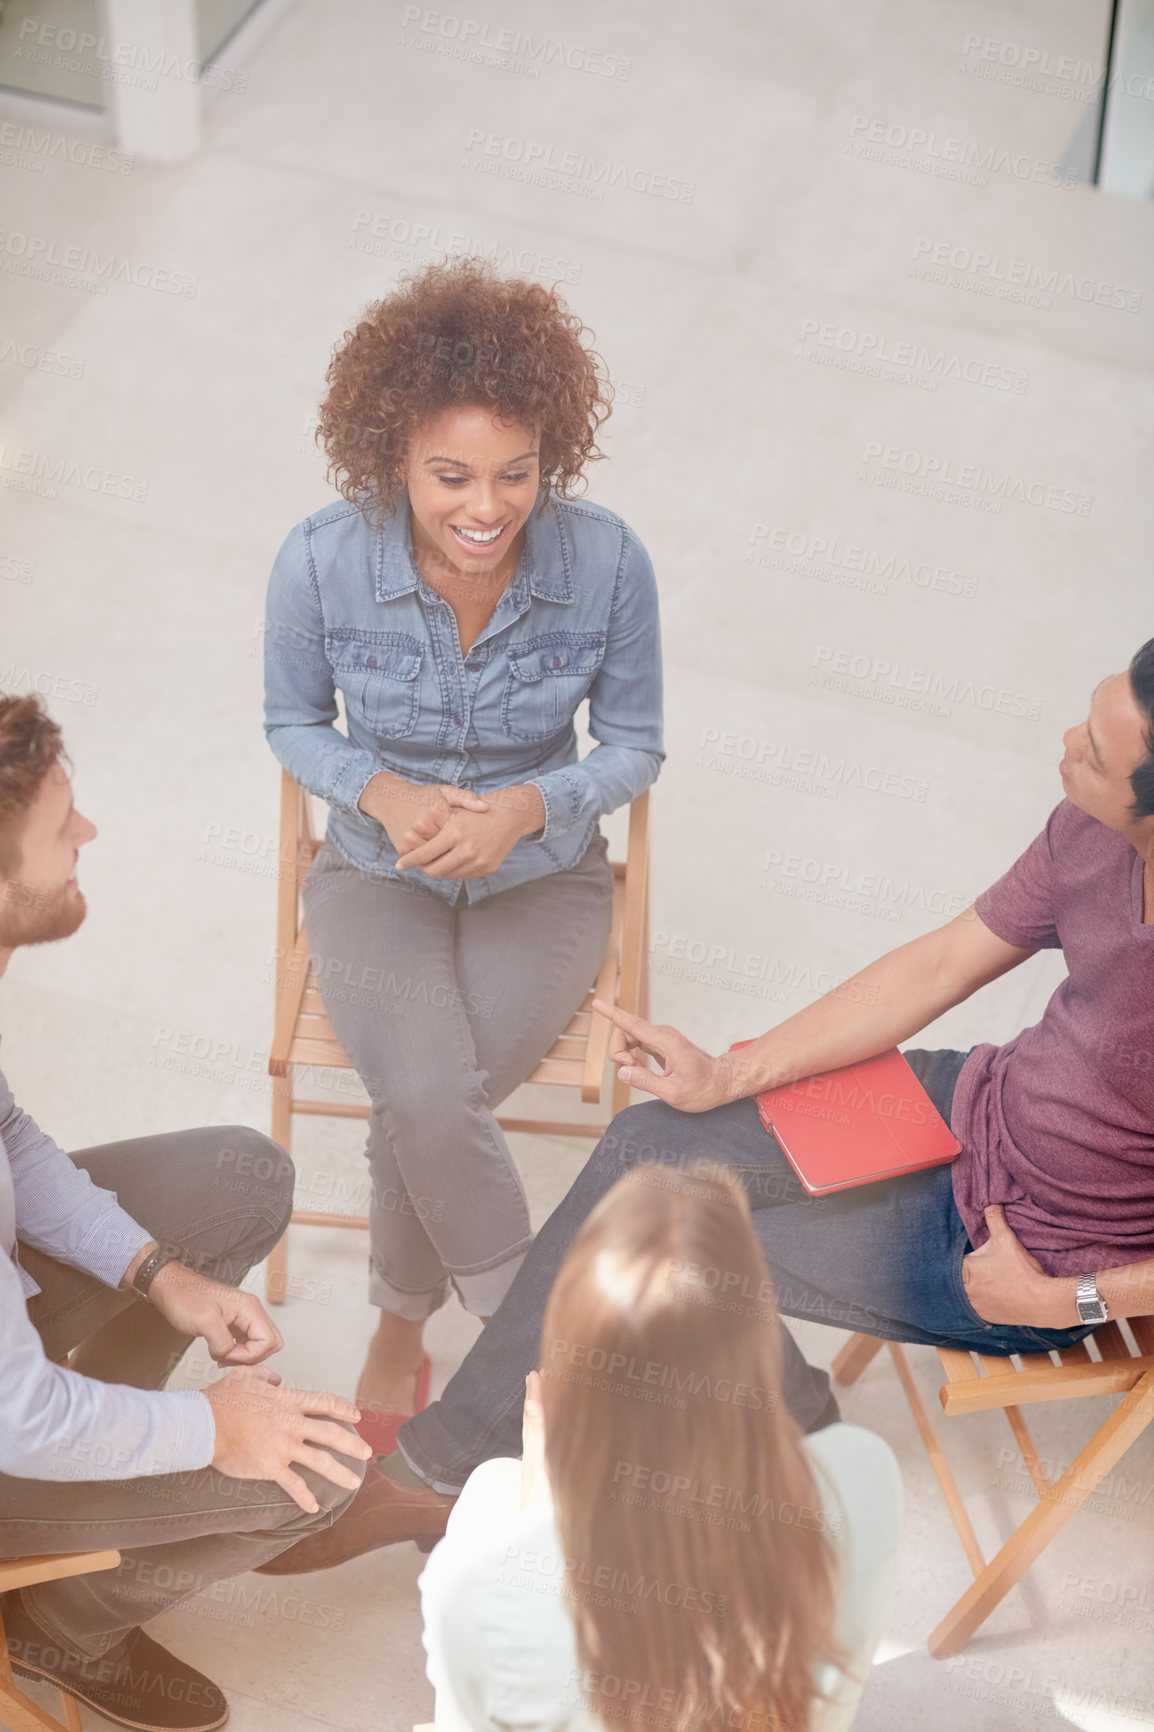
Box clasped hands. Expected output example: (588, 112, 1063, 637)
(591, 1002, 1078, 1331)
(359, 771, 545, 880)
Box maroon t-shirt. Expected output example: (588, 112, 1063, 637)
(950, 799, 1154, 1277)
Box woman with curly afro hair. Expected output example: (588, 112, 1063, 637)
(263, 258, 664, 1448)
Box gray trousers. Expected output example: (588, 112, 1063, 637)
(0, 1126, 365, 1660)
(303, 836, 614, 1320)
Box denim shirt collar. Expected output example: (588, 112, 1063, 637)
(374, 491, 574, 606)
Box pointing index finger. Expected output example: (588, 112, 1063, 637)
(592, 998, 651, 1039)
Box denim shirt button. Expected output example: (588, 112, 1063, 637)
(266, 497, 660, 904)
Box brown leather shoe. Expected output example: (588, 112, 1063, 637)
(253, 1460, 456, 1575)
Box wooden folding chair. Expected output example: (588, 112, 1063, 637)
(832, 1319, 1154, 1656)
(0, 1552, 121, 1731)
(265, 769, 651, 1302)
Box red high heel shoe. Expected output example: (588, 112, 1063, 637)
(354, 1354, 433, 1458)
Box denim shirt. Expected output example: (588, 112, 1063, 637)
(263, 491, 664, 902)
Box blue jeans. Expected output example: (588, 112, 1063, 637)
(400, 1047, 1093, 1492)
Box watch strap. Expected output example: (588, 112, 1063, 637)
(1075, 1271, 1108, 1325)
(131, 1241, 184, 1300)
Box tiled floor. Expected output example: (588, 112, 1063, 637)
(3, 1, 1153, 1727)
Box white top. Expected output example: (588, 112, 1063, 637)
(420, 1422, 902, 1732)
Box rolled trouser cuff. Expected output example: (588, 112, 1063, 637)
(368, 1266, 450, 1321)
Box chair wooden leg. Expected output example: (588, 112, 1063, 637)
(264, 1234, 289, 1306)
(929, 1365, 1154, 1657)
(639, 872, 650, 1022)
(0, 1664, 73, 1732)
(266, 1078, 293, 1305)
(1003, 1405, 1051, 1498)
(831, 1332, 884, 1386)
(888, 1344, 985, 1579)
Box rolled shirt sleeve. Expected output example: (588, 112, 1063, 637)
(263, 521, 380, 817)
(974, 801, 1065, 951)
(529, 529, 664, 840)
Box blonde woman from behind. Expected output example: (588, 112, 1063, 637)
(420, 1162, 902, 1732)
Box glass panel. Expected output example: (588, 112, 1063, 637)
(1042, 1, 1114, 185)
(1099, 0, 1154, 195)
(196, 0, 263, 67)
(0, 0, 105, 108)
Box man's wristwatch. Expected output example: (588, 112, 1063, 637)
(130, 1241, 185, 1301)
(1075, 1272, 1108, 1326)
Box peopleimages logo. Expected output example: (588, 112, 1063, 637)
(0, 122, 132, 174)
(15, 18, 247, 90)
(861, 442, 1091, 517)
(401, 7, 631, 77)
(0, 664, 99, 706)
(960, 33, 1098, 83)
(463, 130, 695, 202)
(748, 523, 979, 598)
(0, 337, 85, 380)
(761, 850, 970, 919)
(811, 645, 1043, 720)
(0, 445, 148, 503)
(911, 237, 1142, 313)
(0, 230, 197, 297)
(795, 320, 1027, 395)
(695, 727, 930, 803)
(846, 115, 1075, 188)
(349, 211, 582, 284)
(959, 33, 1154, 105)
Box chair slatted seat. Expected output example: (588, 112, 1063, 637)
(832, 1323, 1154, 1655)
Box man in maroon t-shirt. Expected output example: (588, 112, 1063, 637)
(590, 640, 1154, 1337)
(263, 640, 1154, 1574)
(593, 640, 1154, 1335)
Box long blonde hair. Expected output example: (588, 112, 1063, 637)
(539, 1162, 845, 1732)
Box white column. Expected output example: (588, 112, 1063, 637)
(100, 0, 202, 164)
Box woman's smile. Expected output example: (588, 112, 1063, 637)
(449, 521, 511, 555)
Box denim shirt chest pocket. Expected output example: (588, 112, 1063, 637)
(501, 631, 607, 742)
(326, 630, 424, 740)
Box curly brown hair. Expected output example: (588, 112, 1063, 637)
(0, 694, 64, 874)
(317, 257, 612, 521)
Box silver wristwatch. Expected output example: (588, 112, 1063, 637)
(1075, 1272, 1108, 1326)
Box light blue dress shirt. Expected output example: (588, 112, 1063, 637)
(0, 1067, 215, 1481)
(263, 490, 664, 901)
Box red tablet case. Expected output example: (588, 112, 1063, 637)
(740, 1046, 961, 1196)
